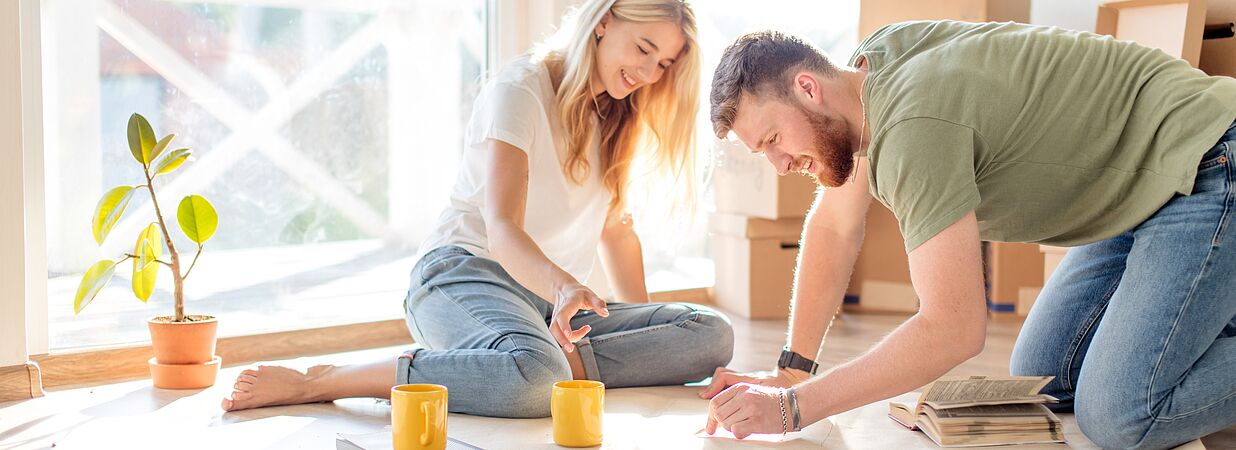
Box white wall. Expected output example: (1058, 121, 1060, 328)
(1031, 0, 1101, 32)
(491, 0, 573, 71)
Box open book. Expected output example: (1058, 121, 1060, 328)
(888, 375, 1065, 447)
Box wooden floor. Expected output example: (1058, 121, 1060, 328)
(2, 310, 1233, 449)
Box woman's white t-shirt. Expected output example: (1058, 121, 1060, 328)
(415, 56, 610, 282)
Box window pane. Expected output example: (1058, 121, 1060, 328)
(43, 0, 487, 350)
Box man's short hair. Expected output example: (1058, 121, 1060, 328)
(710, 31, 839, 139)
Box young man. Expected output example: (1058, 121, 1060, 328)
(701, 21, 1236, 449)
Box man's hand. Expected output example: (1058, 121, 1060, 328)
(705, 383, 790, 439)
(700, 367, 807, 399)
(549, 282, 610, 353)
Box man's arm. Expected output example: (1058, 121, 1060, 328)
(795, 211, 988, 425)
(707, 212, 988, 438)
(702, 158, 873, 396)
(785, 158, 873, 370)
(597, 214, 651, 303)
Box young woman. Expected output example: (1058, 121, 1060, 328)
(221, 0, 733, 418)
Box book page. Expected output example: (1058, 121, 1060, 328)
(887, 402, 918, 430)
(917, 376, 1053, 411)
(930, 403, 1054, 420)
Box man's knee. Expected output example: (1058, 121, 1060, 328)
(1010, 325, 1059, 375)
(1074, 373, 1172, 450)
(1009, 343, 1074, 405)
(1075, 394, 1155, 449)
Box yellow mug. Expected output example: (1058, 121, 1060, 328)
(391, 384, 448, 450)
(551, 380, 604, 447)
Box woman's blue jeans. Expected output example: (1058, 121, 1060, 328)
(397, 246, 735, 418)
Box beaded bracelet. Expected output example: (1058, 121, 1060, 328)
(778, 390, 789, 435)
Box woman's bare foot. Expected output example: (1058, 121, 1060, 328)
(221, 355, 402, 412)
(221, 364, 333, 411)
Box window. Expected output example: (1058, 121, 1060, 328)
(43, 0, 488, 350)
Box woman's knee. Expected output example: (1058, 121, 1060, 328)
(667, 305, 735, 378)
(692, 308, 736, 368)
(497, 346, 572, 418)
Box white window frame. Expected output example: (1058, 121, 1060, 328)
(1, 0, 48, 368)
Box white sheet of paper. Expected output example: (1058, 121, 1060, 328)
(336, 428, 481, 450)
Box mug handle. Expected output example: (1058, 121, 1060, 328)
(420, 401, 435, 446)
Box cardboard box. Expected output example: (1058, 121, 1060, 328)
(985, 242, 1045, 315)
(848, 211, 1052, 316)
(1040, 245, 1070, 284)
(1017, 287, 1043, 316)
(847, 204, 919, 313)
(713, 139, 818, 220)
(711, 213, 805, 319)
(859, 0, 1030, 37)
(1200, 0, 1236, 77)
(1096, 0, 1207, 67)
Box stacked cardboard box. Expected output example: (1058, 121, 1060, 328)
(1095, 0, 1207, 67)
(987, 242, 1046, 316)
(713, 140, 817, 220)
(1199, 0, 1236, 78)
(711, 213, 806, 319)
(1039, 246, 1069, 282)
(711, 140, 819, 319)
(848, 206, 918, 313)
(860, 0, 1029, 36)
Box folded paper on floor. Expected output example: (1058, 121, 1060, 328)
(336, 429, 481, 450)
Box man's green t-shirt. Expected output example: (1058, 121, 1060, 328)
(849, 21, 1236, 252)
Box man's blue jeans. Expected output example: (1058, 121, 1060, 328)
(1012, 121, 1236, 449)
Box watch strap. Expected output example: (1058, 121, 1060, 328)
(778, 349, 819, 375)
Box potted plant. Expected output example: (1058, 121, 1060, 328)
(73, 113, 221, 389)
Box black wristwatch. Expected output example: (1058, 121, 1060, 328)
(778, 349, 819, 375)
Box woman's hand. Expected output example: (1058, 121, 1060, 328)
(550, 282, 610, 352)
(704, 383, 790, 439)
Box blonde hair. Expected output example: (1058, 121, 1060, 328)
(534, 0, 700, 219)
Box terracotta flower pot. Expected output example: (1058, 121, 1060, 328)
(147, 315, 220, 389)
(149, 356, 222, 389)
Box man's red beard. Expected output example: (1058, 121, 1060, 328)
(799, 105, 856, 187)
